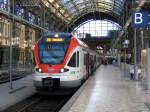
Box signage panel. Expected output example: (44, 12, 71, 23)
(132, 11, 149, 28)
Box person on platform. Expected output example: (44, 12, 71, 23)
(130, 65, 134, 80)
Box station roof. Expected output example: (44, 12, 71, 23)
(42, 0, 125, 25)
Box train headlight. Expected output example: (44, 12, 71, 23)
(39, 68, 42, 73)
(60, 68, 69, 73)
(60, 69, 64, 73)
(36, 68, 42, 73)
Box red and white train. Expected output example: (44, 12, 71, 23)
(33, 33, 100, 90)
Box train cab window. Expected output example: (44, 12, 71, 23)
(77, 51, 79, 67)
(68, 52, 76, 67)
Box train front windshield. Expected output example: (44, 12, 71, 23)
(39, 36, 71, 64)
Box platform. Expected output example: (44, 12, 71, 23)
(0, 75, 36, 111)
(63, 65, 150, 112)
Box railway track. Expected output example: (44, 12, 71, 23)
(2, 93, 73, 112)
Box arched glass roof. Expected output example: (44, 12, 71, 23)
(73, 20, 121, 37)
(42, 0, 125, 23)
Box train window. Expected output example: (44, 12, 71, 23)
(84, 53, 88, 65)
(84, 54, 86, 65)
(77, 51, 79, 67)
(95, 55, 96, 62)
(68, 52, 76, 67)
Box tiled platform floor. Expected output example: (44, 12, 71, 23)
(68, 65, 150, 112)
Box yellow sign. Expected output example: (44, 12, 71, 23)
(46, 38, 64, 42)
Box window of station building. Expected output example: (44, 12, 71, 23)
(68, 52, 76, 67)
(0, 21, 4, 36)
(73, 20, 121, 38)
(28, 12, 35, 24)
(15, 5, 24, 18)
(0, 17, 11, 44)
(0, 0, 10, 12)
(37, 17, 41, 26)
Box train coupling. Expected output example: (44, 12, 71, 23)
(42, 78, 60, 89)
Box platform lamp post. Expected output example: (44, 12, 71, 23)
(123, 39, 129, 77)
(132, 0, 138, 81)
(9, 0, 15, 90)
(134, 28, 138, 80)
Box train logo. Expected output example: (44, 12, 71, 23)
(48, 68, 53, 72)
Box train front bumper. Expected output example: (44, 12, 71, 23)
(32, 72, 81, 88)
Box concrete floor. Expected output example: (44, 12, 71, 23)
(68, 65, 150, 112)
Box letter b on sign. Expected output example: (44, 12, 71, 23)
(135, 13, 143, 24)
(132, 11, 149, 28)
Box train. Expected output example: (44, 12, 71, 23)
(33, 32, 101, 91)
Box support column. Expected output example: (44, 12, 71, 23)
(118, 53, 121, 67)
(141, 30, 144, 49)
(9, 0, 15, 90)
(134, 28, 138, 80)
(147, 48, 150, 89)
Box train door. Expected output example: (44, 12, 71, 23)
(76, 51, 80, 77)
(90, 55, 94, 74)
(86, 53, 90, 76)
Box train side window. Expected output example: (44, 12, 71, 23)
(84, 54, 86, 65)
(95, 55, 96, 62)
(77, 51, 79, 67)
(68, 52, 76, 67)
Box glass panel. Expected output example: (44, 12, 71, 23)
(68, 52, 76, 67)
(43, 0, 125, 21)
(62, 0, 70, 4)
(104, 4, 113, 10)
(15, 5, 25, 19)
(0, 17, 35, 83)
(39, 34, 71, 64)
(105, 0, 114, 4)
(68, 7, 76, 13)
(0, 0, 10, 12)
(73, 20, 121, 37)
(0, 17, 10, 71)
(98, 3, 105, 7)
(77, 4, 86, 10)
(74, 0, 84, 4)
(64, 2, 74, 9)
(39, 43, 68, 64)
(71, 12, 78, 16)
